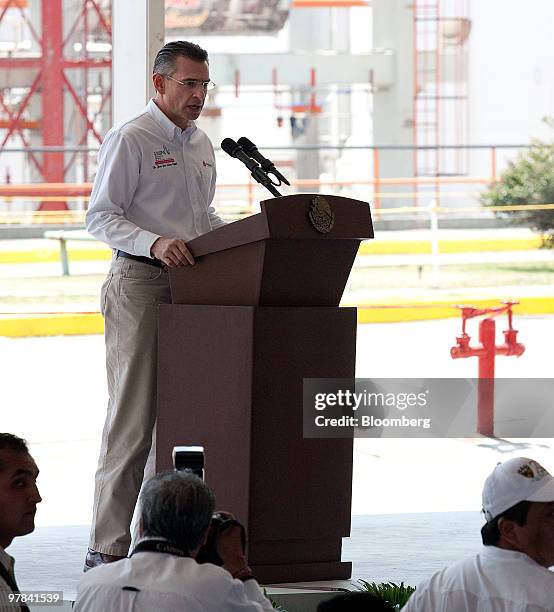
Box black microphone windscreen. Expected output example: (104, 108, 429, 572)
(237, 136, 256, 153)
(221, 138, 239, 157)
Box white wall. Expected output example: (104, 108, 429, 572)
(468, 0, 554, 174)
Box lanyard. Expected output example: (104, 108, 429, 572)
(130, 540, 191, 558)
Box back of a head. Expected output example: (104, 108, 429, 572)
(317, 592, 395, 612)
(140, 470, 215, 553)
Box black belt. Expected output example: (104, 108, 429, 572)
(116, 250, 163, 268)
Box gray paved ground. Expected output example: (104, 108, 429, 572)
(10, 512, 485, 600)
(1, 317, 553, 599)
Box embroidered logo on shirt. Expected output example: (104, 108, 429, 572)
(152, 145, 177, 169)
(202, 160, 213, 167)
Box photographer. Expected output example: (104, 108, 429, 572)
(74, 471, 273, 611)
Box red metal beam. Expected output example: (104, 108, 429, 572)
(14, 0, 41, 45)
(40, 0, 65, 210)
(0, 58, 111, 69)
(0, 71, 41, 147)
(62, 58, 112, 69)
(62, 0, 86, 50)
(0, 57, 41, 69)
(0, 90, 43, 175)
(64, 85, 111, 177)
(0, 0, 15, 30)
(89, 0, 112, 36)
(292, 0, 368, 5)
(0, 119, 39, 129)
(0, 183, 92, 197)
(62, 72, 103, 144)
(0, 0, 112, 199)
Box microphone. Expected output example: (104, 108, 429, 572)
(221, 138, 282, 198)
(237, 137, 291, 186)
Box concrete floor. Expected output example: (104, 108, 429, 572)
(1, 316, 553, 600)
(9, 512, 486, 601)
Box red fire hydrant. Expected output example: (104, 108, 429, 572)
(450, 301, 525, 437)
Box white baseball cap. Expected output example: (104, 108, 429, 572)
(482, 457, 554, 521)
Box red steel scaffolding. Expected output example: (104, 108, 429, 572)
(413, 0, 470, 180)
(0, 0, 112, 210)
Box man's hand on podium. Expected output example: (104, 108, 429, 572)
(151, 237, 195, 267)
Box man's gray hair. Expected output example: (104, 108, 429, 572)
(140, 470, 215, 553)
(153, 40, 209, 76)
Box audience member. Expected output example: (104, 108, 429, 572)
(404, 456, 554, 611)
(75, 470, 273, 611)
(0, 433, 41, 612)
(318, 591, 395, 611)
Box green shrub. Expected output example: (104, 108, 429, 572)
(481, 124, 554, 246)
(263, 589, 287, 611)
(357, 580, 416, 610)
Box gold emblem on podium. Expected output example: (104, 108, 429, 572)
(308, 196, 335, 233)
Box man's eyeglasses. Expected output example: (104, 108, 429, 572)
(164, 75, 216, 92)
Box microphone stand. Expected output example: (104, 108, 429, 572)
(257, 177, 282, 198)
(245, 159, 282, 197)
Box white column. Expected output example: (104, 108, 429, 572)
(112, 0, 165, 125)
(372, 0, 415, 203)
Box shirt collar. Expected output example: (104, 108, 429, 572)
(481, 545, 540, 565)
(147, 99, 196, 142)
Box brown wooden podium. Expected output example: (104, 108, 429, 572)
(156, 194, 373, 583)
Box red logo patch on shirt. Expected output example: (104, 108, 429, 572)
(152, 145, 177, 169)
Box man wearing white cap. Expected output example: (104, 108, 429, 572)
(404, 457, 554, 611)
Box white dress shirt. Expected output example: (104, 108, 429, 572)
(74, 548, 274, 612)
(403, 545, 554, 612)
(86, 99, 225, 257)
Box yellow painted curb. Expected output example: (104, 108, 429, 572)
(1, 296, 554, 337)
(0, 313, 104, 338)
(353, 296, 554, 324)
(0, 248, 111, 265)
(0, 236, 545, 265)
(358, 236, 542, 256)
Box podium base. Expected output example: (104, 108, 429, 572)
(157, 304, 356, 583)
(255, 561, 352, 585)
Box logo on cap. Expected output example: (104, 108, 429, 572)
(518, 460, 548, 481)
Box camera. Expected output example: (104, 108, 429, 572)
(172, 445, 204, 479)
(172, 445, 246, 565)
(196, 512, 246, 566)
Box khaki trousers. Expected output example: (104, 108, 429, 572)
(89, 256, 171, 556)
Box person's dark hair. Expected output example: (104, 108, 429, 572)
(153, 40, 209, 75)
(481, 500, 532, 546)
(317, 592, 395, 612)
(0, 434, 29, 470)
(140, 470, 215, 553)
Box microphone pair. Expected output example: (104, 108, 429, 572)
(221, 137, 290, 187)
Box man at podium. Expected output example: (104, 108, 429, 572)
(84, 40, 225, 570)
